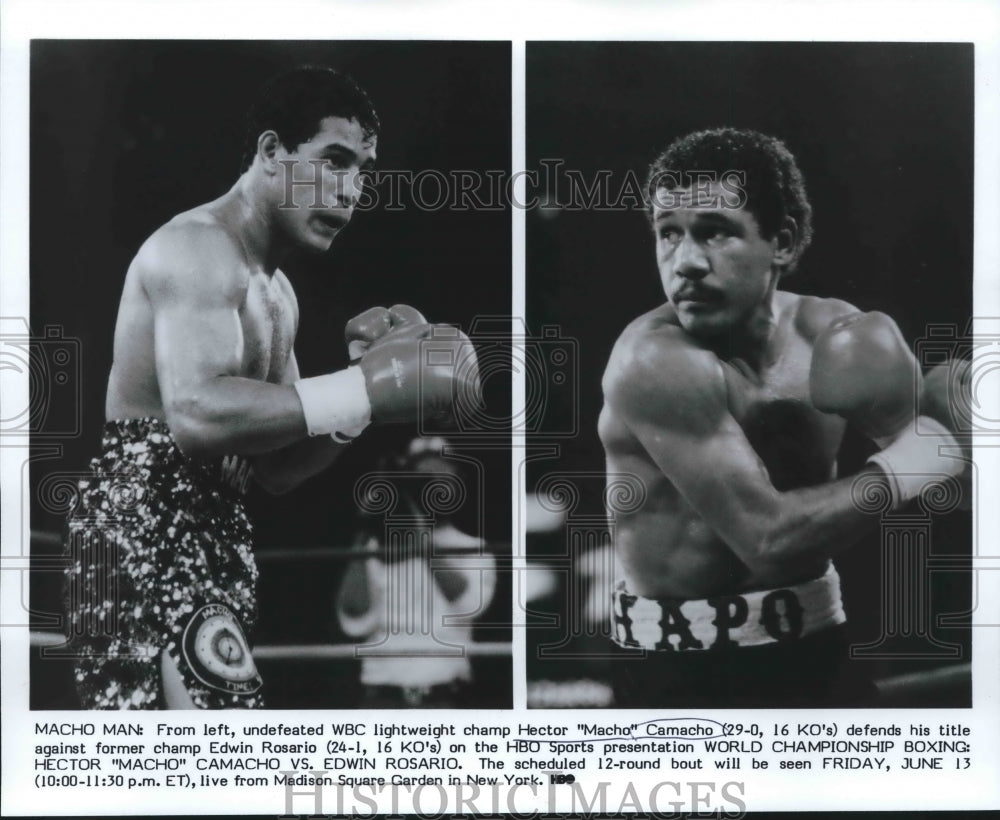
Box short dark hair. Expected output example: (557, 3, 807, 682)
(646, 128, 813, 270)
(239, 65, 380, 173)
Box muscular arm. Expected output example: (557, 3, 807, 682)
(604, 331, 888, 571)
(143, 227, 327, 463)
(249, 351, 350, 494)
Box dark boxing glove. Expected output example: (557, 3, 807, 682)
(345, 304, 428, 363)
(810, 311, 920, 447)
(358, 323, 481, 425)
(811, 311, 962, 508)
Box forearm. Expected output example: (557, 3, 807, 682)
(755, 465, 889, 566)
(251, 434, 348, 495)
(728, 421, 962, 570)
(166, 375, 309, 458)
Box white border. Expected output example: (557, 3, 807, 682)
(3, 0, 999, 815)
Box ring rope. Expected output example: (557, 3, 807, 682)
(28, 630, 509, 659)
(30, 530, 506, 563)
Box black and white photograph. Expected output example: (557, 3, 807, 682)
(2, 1, 1000, 817)
(525, 41, 975, 710)
(25, 39, 513, 711)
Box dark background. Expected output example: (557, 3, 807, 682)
(526, 42, 973, 704)
(29, 40, 512, 708)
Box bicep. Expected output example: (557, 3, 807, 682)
(278, 348, 301, 385)
(627, 407, 780, 553)
(154, 302, 244, 399)
(607, 347, 780, 561)
(146, 257, 246, 407)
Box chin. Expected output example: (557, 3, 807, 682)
(301, 230, 338, 254)
(678, 309, 731, 340)
(676, 303, 714, 327)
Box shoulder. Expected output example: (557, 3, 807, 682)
(603, 305, 726, 420)
(132, 211, 250, 304)
(266, 268, 300, 334)
(785, 292, 861, 341)
(273, 268, 300, 310)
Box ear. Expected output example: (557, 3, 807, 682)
(256, 130, 282, 175)
(771, 216, 799, 267)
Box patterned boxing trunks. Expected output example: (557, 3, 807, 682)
(64, 418, 263, 709)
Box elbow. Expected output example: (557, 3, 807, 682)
(253, 468, 298, 496)
(750, 531, 785, 572)
(744, 517, 789, 572)
(164, 395, 227, 459)
(749, 508, 801, 570)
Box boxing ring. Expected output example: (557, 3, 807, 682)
(520, 487, 974, 710)
(27, 520, 971, 708)
(26, 529, 511, 709)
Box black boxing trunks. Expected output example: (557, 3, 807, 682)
(64, 418, 263, 709)
(609, 565, 877, 707)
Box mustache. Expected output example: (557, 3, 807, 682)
(672, 285, 721, 302)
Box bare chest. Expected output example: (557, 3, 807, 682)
(239, 275, 296, 382)
(723, 335, 844, 489)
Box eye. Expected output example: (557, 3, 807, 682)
(658, 227, 681, 245)
(695, 224, 735, 245)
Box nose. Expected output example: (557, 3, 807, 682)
(327, 167, 364, 209)
(345, 169, 366, 208)
(672, 234, 710, 280)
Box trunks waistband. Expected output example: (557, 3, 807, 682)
(612, 564, 846, 652)
(102, 418, 253, 496)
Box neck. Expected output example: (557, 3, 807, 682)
(712, 271, 784, 369)
(224, 172, 290, 274)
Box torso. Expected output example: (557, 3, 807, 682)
(599, 291, 849, 599)
(105, 203, 297, 421)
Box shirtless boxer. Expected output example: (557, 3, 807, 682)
(599, 128, 965, 707)
(64, 66, 480, 709)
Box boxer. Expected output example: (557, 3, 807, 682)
(599, 128, 966, 707)
(64, 66, 480, 709)
(336, 436, 497, 708)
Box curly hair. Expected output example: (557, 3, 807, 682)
(645, 128, 813, 271)
(239, 65, 380, 173)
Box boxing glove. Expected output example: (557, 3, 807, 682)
(920, 357, 973, 480)
(345, 304, 427, 363)
(358, 322, 482, 425)
(866, 414, 963, 510)
(921, 357, 971, 436)
(810, 311, 921, 447)
(296, 308, 475, 438)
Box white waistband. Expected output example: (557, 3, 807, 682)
(612, 564, 846, 651)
